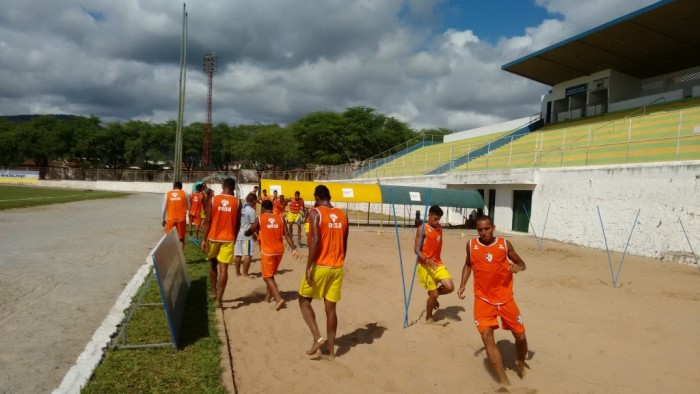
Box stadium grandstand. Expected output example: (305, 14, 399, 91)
(346, 0, 700, 263)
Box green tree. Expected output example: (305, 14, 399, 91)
(0, 120, 21, 166)
(240, 124, 298, 170)
(292, 111, 349, 165)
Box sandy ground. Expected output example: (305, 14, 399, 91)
(220, 227, 700, 393)
(0, 193, 163, 393)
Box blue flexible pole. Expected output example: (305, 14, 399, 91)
(522, 203, 540, 250)
(677, 215, 700, 272)
(390, 190, 409, 314)
(597, 206, 616, 287)
(404, 189, 432, 328)
(540, 202, 551, 251)
(613, 208, 640, 288)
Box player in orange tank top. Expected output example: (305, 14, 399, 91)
(188, 183, 204, 238)
(298, 185, 348, 359)
(201, 178, 242, 308)
(458, 215, 528, 388)
(161, 181, 189, 249)
(414, 205, 454, 322)
(286, 191, 306, 246)
(245, 200, 299, 311)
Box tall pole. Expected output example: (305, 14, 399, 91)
(174, 3, 188, 183)
(203, 52, 216, 169)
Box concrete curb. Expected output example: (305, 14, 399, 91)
(52, 260, 153, 393)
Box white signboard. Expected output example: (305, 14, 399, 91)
(342, 188, 354, 198)
(269, 185, 282, 195)
(0, 170, 39, 185)
(409, 191, 421, 202)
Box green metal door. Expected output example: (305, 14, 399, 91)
(512, 190, 532, 232)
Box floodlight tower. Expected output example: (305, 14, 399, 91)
(202, 51, 216, 169)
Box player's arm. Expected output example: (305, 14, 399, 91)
(506, 240, 526, 273)
(458, 240, 473, 299)
(161, 193, 167, 226)
(234, 200, 242, 239)
(200, 198, 213, 251)
(413, 225, 433, 267)
(282, 217, 299, 259)
(245, 217, 260, 237)
(342, 214, 349, 257)
(305, 209, 321, 285)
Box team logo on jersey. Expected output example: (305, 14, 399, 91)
(266, 217, 279, 228)
(218, 198, 232, 212)
(473, 244, 479, 250)
(499, 244, 505, 250)
(328, 212, 343, 228)
(170, 192, 181, 200)
(517, 315, 523, 325)
(485, 252, 493, 262)
(474, 320, 479, 327)
(436, 235, 441, 242)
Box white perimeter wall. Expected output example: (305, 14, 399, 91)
(347, 162, 700, 263)
(36, 163, 700, 263)
(445, 117, 530, 143)
(36, 180, 258, 197)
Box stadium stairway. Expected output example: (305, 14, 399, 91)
(426, 117, 544, 175)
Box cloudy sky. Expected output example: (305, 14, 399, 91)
(0, 0, 659, 131)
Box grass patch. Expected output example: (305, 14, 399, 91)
(82, 243, 226, 394)
(0, 185, 128, 210)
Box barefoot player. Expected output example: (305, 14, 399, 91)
(245, 199, 299, 310)
(298, 185, 348, 359)
(201, 178, 242, 308)
(188, 183, 204, 238)
(414, 205, 455, 322)
(162, 181, 189, 250)
(458, 215, 528, 388)
(286, 191, 306, 247)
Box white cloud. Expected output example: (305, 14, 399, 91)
(0, 0, 663, 132)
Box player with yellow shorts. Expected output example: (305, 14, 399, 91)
(299, 265, 344, 302)
(206, 241, 234, 264)
(417, 263, 452, 291)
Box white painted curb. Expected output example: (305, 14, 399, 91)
(52, 260, 153, 394)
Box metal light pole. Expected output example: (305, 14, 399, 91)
(202, 51, 216, 169)
(174, 3, 188, 182)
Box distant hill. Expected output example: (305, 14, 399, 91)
(0, 114, 81, 123)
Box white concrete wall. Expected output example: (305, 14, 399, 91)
(529, 161, 700, 261)
(36, 180, 258, 198)
(609, 89, 684, 112)
(343, 161, 700, 263)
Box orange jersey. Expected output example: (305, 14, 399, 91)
(288, 197, 304, 213)
(273, 198, 286, 215)
(189, 191, 203, 216)
(258, 213, 285, 256)
(313, 206, 348, 268)
(208, 195, 240, 242)
(260, 195, 272, 203)
(165, 189, 188, 222)
(420, 223, 443, 265)
(469, 237, 514, 305)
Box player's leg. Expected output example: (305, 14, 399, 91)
(426, 288, 439, 322)
(233, 255, 242, 276)
(299, 296, 324, 354)
(241, 241, 252, 277)
(481, 327, 510, 386)
(438, 278, 455, 295)
(323, 299, 338, 358)
(513, 332, 528, 378)
(209, 258, 219, 299)
(216, 262, 229, 308)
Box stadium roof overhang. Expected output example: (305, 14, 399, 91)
(502, 0, 700, 86)
(260, 179, 484, 208)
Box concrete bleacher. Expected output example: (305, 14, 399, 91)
(451, 101, 700, 172)
(355, 130, 512, 178)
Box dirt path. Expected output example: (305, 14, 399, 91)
(220, 228, 700, 393)
(0, 193, 164, 393)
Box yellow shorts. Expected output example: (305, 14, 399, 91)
(286, 211, 302, 224)
(304, 222, 310, 235)
(298, 265, 344, 302)
(207, 241, 234, 264)
(417, 264, 451, 291)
